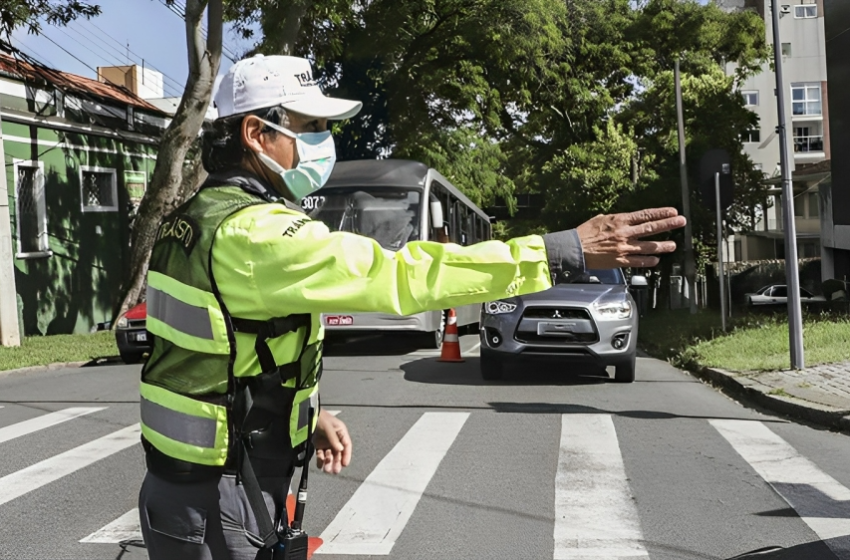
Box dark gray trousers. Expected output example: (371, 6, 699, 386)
(139, 471, 291, 560)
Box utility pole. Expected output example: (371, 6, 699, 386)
(716, 173, 727, 333)
(0, 111, 21, 346)
(770, 0, 805, 369)
(675, 59, 697, 313)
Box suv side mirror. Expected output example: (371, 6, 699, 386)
(430, 201, 444, 230)
(630, 275, 648, 288)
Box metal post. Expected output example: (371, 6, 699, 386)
(0, 110, 21, 346)
(771, 0, 805, 369)
(716, 173, 727, 333)
(675, 59, 697, 314)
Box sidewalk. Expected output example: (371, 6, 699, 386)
(694, 361, 850, 431)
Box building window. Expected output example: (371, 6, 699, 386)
(794, 194, 805, 217)
(742, 91, 759, 106)
(80, 167, 118, 212)
(791, 83, 822, 116)
(794, 5, 817, 18)
(742, 128, 761, 143)
(781, 43, 792, 57)
(808, 192, 820, 218)
(14, 161, 49, 257)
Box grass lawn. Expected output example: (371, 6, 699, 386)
(0, 331, 118, 372)
(639, 309, 850, 372)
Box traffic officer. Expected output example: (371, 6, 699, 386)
(137, 54, 685, 560)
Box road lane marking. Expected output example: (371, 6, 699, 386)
(0, 424, 141, 507)
(0, 407, 105, 445)
(80, 509, 141, 543)
(554, 414, 648, 559)
(316, 412, 469, 555)
(712, 419, 850, 556)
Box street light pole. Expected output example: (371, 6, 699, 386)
(675, 59, 697, 313)
(770, 0, 805, 369)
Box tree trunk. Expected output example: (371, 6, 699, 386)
(116, 0, 222, 319)
(263, 0, 313, 55)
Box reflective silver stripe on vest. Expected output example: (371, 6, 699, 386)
(147, 286, 215, 340)
(140, 397, 218, 448)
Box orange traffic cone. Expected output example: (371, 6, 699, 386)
(438, 309, 464, 362)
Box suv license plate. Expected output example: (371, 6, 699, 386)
(537, 322, 577, 336)
(135, 332, 148, 342)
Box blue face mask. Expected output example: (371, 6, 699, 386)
(255, 119, 337, 202)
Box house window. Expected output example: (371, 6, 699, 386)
(794, 194, 805, 217)
(792, 83, 822, 116)
(794, 5, 817, 18)
(14, 161, 49, 257)
(742, 91, 759, 106)
(781, 43, 792, 57)
(742, 128, 761, 143)
(80, 167, 118, 212)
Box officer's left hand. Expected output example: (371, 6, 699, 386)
(313, 410, 352, 474)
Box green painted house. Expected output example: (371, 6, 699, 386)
(0, 52, 168, 335)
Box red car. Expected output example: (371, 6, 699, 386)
(115, 302, 151, 364)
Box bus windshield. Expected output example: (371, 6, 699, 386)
(303, 187, 422, 251)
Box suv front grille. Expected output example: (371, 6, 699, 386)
(521, 307, 592, 321)
(515, 332, 598, 344)
(515, 306, 598, 345)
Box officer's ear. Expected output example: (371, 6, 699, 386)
(241, 115, 268, 153)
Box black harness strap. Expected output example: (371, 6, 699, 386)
(231, 315, 312, 378)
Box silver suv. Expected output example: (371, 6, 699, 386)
(479, 269, 645, 382)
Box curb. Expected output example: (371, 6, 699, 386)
(0, 356, 123, 378)
(690, 365, 850, 432)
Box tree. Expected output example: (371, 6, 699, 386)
(117, 0, 222, 317)
(0, 1, 100, 37)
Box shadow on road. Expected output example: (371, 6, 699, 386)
(484, 402, 788, 422)
(402, 357, 611, 387)
(323, 333, 430, 357)
(723, 539, 839, 559)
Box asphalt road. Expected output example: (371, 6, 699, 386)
(2, 334, 850, 560)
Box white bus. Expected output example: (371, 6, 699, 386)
(302, 159, 493, 348)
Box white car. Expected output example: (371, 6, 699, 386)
(745, 285, 823, 306)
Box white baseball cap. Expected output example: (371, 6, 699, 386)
(213, 54, 362, 120)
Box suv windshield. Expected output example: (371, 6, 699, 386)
(571, 268, 625, 285)
(303, 187, 421, 251)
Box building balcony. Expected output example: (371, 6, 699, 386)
(793, 135, 824, 154)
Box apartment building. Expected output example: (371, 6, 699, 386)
(720, 0, 828, 262)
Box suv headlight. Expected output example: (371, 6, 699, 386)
(484, 300, 518, 315)
(593, 298, 632, 320)
(117, 316, 129, 328)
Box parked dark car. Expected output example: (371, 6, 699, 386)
(479, 269, 646, 383)
(115, 302, 151, 364)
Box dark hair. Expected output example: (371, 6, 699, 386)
(201, 105, 290, 173)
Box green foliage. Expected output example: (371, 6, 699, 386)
(234, 0, 770, 259)
(0, 0, 100, 37)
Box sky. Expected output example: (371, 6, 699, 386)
(11, 0, 712, 100)
(11, 0, 253, 99)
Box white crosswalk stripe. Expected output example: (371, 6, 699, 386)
(712, 419, 850, 559)
(0, 407, 105, 445)
(554, 414, 648, 559)
(0, 424, 141, 507)
(80, 508, 141, 544)
(316, 412, 470, 555)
